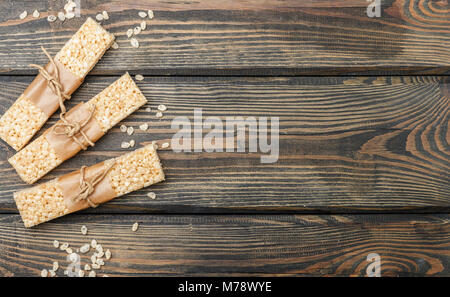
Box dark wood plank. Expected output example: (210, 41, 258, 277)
(0, 214, 448, 276)
(0, 0, 448, 75)
(0, 75, 448, 213)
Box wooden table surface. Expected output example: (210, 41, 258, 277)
(0, 0, 448, 277)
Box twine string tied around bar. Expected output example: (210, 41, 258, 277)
(30, 46, 95, 150)
(73, 161, 116, 208)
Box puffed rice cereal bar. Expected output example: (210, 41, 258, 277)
(15, 144, 164, 227)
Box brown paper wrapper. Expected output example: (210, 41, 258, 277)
(24, 59, 83, 116)
(58, 161, 118, 213)
(43, 102, 105, 160)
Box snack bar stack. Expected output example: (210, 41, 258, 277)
(14, 144, 165, 227)
(0, 17, 115, 151)
(9, 73, 147, 184)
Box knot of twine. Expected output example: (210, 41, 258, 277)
(29, 46, 71, 112)
(30, 46, 95, 150)
(53, 103, 96, 150)
(72, 161, 116, 208)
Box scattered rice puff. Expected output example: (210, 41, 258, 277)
(148, 10, 154, 19)
(47, 15, 57, 22)
(96, 244, 103, 253)
(127, 126, 134, 135)
(81, 225, 88, 235)
(139, 123, 148, 131)
(130, 38, 139, 48)
(19, 11, 27, 20)
(138, 11, 147, 18)
(60, 243, 69, 250)
(80, 244, 90, 253)
(126, 28, 133, 38)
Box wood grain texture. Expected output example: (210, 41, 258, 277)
(0, 0, 448, 279)
(0, 75, 447, 214)
(0, 214, 448, 276)
(0, 0, 448, 75)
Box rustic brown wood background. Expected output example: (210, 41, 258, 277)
(0, 0, 448, 277)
